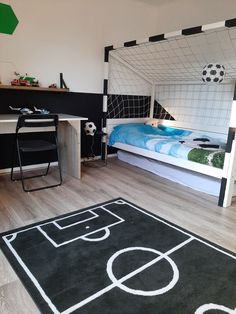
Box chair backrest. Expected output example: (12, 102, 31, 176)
(16, 114, 58, 132)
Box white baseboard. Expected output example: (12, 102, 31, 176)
(81, 154, 117, 162)
(0, 162, 58, 176)
(0, 154, 117, 176)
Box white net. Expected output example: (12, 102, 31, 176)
(107, 27, 236, 130)
(108, 55, 151, 96)
(107, 55, 152, 118)
(107, 94, 151, 119)
(111, 28, 236, 83)
(155, 83, 234, 131)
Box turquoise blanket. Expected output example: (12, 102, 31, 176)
(109, 123, 225, 168)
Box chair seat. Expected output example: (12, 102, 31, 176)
(19, 140, 57, 152)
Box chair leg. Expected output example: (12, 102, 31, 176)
(11, 142, 17, 181)
(56, 145, 63, 185)
(10, 163, 15, 181)
(10, 155, 14, 181)
(45, 162, 51, 176)
(16, 143, 28, 192)
(13, 141, 62, 192)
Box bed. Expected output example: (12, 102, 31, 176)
(102, 18, 236, 207)
(109, 123, 225, 169)
(107, 120, 229, 196)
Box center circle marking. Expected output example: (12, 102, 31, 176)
(106, 247, 179, 296)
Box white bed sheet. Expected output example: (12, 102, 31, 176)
(117, 150, 221, 196)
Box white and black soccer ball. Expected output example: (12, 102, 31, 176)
(84, 122, 97, 136)
(202, 63, 225, 83)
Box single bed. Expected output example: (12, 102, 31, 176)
(108, 121, 228, 196)
(109, 123, 225, 169)
(107, 116, 236, 207)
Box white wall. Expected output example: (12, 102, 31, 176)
(1, 0, 236, 93)
(151, 0, 236, 33)
(0, 0, 158, 93)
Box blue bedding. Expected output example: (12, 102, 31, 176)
(109, 123, 225, 168)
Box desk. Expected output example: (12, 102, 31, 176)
(0, 114, 88, 179)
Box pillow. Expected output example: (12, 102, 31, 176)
(145, 118, 159, 128)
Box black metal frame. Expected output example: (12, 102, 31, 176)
(11, 114, 62, 192)
(60, 73, 68, 89)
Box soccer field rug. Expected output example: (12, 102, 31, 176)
(1, 199, 236, 314)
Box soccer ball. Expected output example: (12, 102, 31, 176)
(84, 122, 97, 136)
(202, 63, 225, 83)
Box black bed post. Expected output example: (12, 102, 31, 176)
(218, 81, 236, 207)
(102, 45, 113, 160)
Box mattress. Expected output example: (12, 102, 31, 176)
(109, 123, 225, 169)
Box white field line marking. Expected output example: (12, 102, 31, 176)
(2, 236, 60, 314)
(2, 199, 236, 314)
(195, 303, 236, 314)
(37, 207, 125, 247)
(121, 201, 236, 260)
(114, 237, 193, 285)
(1, 200, 120, 239)
(81, 227, 111, 242)
(7, 233, 17, 242)
(61, 237, 193, 314)
(100, 206, 126, 222)
(107, 247, 179, 296)
(53, 210, 98, 230)
(37, 226, 58, 248)
(1, 201, 126, 313)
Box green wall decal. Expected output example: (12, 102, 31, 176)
(0, 3, 18, 35)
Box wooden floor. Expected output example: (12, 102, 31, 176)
(0, 157, 236, 313)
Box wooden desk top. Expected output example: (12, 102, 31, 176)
(0, 114, 88, 123)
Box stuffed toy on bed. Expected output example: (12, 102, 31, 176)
(145, 118, 159, 127)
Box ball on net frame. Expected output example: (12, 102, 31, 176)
(202, 63, 225, 83)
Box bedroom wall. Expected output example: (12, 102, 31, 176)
(1, 0, 236, 94)
(0, 0, 158, 93)
(151, 0, 236, 34)
(0, 0, 159, 169)
(1, 0, 236, 169)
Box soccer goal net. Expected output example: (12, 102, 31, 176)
(107, 25, 236, 134)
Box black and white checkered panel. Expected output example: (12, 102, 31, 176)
(107, 55, 152, 118)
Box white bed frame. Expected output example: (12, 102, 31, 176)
(107, 115, 236, 208)
(102, 19, 236, 207)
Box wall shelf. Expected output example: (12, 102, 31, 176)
(0, 85, 69, 92)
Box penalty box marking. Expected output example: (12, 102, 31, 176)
(37, 206, 125, 248)
(2, 199, 236, 314)
(53, 210, 99, 230)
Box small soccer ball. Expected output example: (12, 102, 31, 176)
(84, 122, 97, 136)
(202, 63, 225, 83)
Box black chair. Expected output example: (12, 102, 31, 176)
(11, 114, 62, 192)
